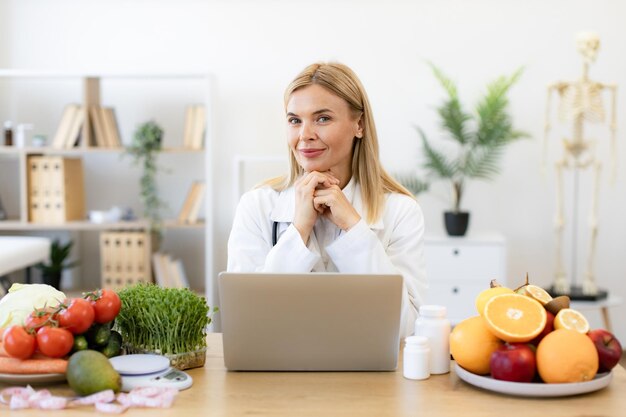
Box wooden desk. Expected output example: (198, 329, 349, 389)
(2, 333, 625, 417)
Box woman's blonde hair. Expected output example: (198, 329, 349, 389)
(263, 62, 412, 223)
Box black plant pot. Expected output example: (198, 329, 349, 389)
(444, 211, 470, 236)
(42, 271, 62, 290)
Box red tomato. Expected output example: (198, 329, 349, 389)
(3, 326, 37, 359)
(89, 290, 122, 324)
(58, 298, 95, 334)
(24, 309, 57, 331)
(36, 327, 74, 358)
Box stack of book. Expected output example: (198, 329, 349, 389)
(51, 104, 122, 149)
(177, 181, 205, 224)
(50, 104, 85, 149)
(100, 231, 152, 290)
(151, 252, 189, 288)
(182, 104, 206, 150)
(27, 156, 85, 223)
(88, 105, 122, 148)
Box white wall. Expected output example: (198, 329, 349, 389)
(2, 0, 625, 340)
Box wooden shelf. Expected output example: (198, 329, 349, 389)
(163, 220, 206, 229)
(0, 146, 203, 156)
(0, 219, 205, 231)
(0, 69, 210, 79)
(0, 69, 214, 308)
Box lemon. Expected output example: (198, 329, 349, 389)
(521, 284, 553, 305)
(554, 308, 590, 334)
(475, 286, 514, 316)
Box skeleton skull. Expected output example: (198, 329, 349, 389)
(576, 32, 600, 63)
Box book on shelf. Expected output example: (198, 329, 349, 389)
(177, 181, 205, 224)
(64, 107, 85, 148)
(89, 106, 107, 147)
(151, 252, 170, 287)
(103, 108, 122, 147)
(172, 259, 189, 288)
(152, 252, 189, 288)
(89, 105, 122, 148)
(52, 104, 83, 149)
(183, 104, 206, 150)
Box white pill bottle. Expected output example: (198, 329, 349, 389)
(403, 336, 430, 380)
(414, 305, 451, 374)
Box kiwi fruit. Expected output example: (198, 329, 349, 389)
(544, 295, 570, 315)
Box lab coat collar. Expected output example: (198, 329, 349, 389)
(270, 177, 384, 230)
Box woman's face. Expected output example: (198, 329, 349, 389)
(286, 84, 363, 182)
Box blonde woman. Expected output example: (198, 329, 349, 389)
(227, 62, 426, 338)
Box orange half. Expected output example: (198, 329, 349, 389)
(483, 293, 547, 343)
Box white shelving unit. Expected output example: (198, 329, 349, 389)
(0, 70, 214, 306)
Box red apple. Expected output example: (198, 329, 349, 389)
(490, 343, 537, 382)
(530, 310, 555, 346)
(587, 329, 623, 372)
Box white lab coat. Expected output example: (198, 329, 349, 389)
(227, 179, 427, 339)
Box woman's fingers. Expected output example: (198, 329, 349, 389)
(302, 171, 340, 189)
(313, 186, 361, 231)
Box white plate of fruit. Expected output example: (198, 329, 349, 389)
(450, 278, 622, 397)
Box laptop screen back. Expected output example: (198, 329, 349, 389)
(218, 272, 403, 371)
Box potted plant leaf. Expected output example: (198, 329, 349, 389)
(416, 64, 529, 236)
(35, 239, 79, 290)
(126, 121, 166, 244)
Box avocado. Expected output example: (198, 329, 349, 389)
(66, 350, 121, 396)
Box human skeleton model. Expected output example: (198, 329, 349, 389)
(544, 32, 617, 295)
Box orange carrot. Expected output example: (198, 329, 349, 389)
(0, 341, 68, 374)
(0, 356, 67, 374)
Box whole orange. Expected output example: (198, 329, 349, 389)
(450, 316, 503, 375)
(537, 328, 599, 383)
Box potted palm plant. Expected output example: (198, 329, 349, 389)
(36, 239, 79, 290)
(416, 64, 528, 236)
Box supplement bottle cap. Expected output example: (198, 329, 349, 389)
(418, 305, 447, 318)
(405, 335, 429, 348)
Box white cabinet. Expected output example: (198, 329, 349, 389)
(424, 233, 507, 324)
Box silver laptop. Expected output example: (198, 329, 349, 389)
(218, 272, 403, 371)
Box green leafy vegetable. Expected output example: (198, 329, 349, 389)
(115, 284, 217, 356)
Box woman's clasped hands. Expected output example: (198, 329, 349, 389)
(293, 171, 361, 244)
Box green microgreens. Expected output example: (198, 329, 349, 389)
(114, 283, 217, 355)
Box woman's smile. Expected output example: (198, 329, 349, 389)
(298, 148, 326, 158)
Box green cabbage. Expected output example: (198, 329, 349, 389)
(0, 283, 66, 330)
